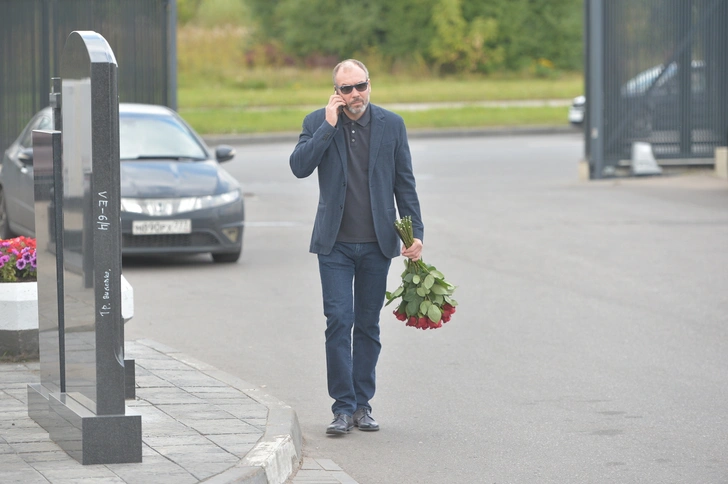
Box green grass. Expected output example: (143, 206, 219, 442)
(179, 75, 583, 109)
(179, 105, 570, 135)
(178, 71, 581, 134)
(400, 106, 571, 129)
(179, 107, 312, 134)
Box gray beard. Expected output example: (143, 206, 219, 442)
(347, 100, 369, 115)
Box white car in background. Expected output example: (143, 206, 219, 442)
(568, 95, 585, 126)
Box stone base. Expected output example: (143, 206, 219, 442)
(28, 383, 54, 430)
(577, 159, 591, 180)
(0, 329, 39, 357)
(28, 384, 142, 465)
(715, 147, 728, 179)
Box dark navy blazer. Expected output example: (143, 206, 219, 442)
(290, 103, 424, 258)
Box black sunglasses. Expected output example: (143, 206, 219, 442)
(336, 80, 369, 95)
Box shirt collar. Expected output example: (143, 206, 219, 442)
(344, 106, 371, 127)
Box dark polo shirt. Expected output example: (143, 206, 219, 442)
(336, 107, 377, 243)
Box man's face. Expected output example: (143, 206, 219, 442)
(335, 66, 370, 115)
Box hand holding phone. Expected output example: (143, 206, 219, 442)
(326, 91, 346, 126)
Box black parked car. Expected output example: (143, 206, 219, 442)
(0, 103, 244, 262)
(567, 61, 706, 135)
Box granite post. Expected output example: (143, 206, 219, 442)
(27, 31, 141, 465)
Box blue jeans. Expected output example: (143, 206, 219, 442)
(318, 242, 392, 416)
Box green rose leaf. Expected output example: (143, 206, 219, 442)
(420, 300, 432, 315)
(406, 299, 419, 316)
(430, 284, 448, 295)
(416, 287, 429, 297)
(444, 296, 458, 306)
(430, 270, 445, 279)
(424, 274, 435, 289)
(412, 274, 421, 284)
(427, 305, 442, 323)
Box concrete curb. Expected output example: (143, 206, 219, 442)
(134, 339, 302, 484)
(202, 124, 582, 146)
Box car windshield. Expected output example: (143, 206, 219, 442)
(119, 114, 207, 160)
(621, 64, 675, 95)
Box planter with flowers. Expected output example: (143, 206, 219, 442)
(0, 236, 135, 358)
(0, 236, 39, 357)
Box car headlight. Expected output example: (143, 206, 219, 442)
(121, 190, 241, 215)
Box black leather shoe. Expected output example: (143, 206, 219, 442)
(326, 414, 354, 435)
(353, 407, 379, 431)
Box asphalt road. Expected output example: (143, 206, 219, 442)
(123, 133, 728, 484)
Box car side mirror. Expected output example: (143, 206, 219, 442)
(215, 145, 235, 163)
(18, 148, 34, 165)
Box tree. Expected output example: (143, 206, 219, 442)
(177, 0, 203, 25)
(379, 0, 437, 61)
(240, 0, 583, 73)
(246, 0, 282, 40)
(274, 0, 381, 59)
(429, 0, 502, 73)
(462, 0, 583, 71)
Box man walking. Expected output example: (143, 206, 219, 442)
(290, 59, 424, 435)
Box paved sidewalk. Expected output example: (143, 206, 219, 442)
(0, 339, 356, 484)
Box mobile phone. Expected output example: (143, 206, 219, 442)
(334, 88, 344, 114)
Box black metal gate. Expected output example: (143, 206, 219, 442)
(0, 0, 176, 155)
(585, 0, 728, 178)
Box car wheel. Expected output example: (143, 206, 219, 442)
(212, 249, 241, 263)
(0, 187, 13, 239)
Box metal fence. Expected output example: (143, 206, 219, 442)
(585, 0, 728, 178)
(0, 0, 176, 156)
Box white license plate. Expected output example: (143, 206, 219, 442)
(132, 219, 192, 235)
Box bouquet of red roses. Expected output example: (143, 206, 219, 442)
(385, 216, 457, 330)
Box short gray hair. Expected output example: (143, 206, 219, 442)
(332, 59, 369, 86)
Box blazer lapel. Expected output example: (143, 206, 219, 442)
(333, 117, 348, 178)
(368, 105, 386, 177)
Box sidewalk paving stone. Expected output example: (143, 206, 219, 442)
(0, 339, 364, 484)
(0, 339, 303, 483)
